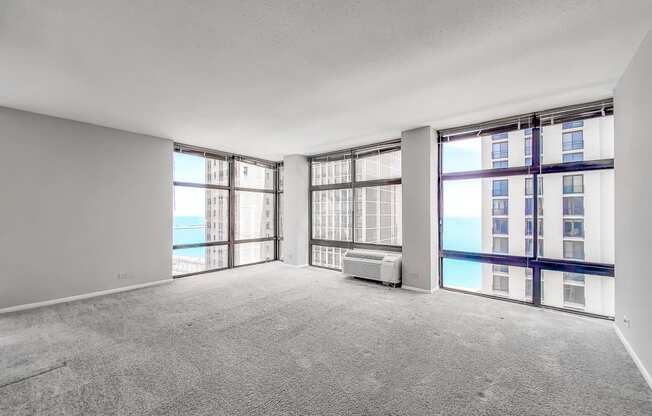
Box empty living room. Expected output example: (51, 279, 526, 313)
(2, 1, 652, 415)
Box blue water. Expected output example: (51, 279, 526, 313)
(173, 216, 206, 257)
(174, 215, 483, 289)
(442, 217, 482, 290)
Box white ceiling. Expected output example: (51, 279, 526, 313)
(2, 1, 651, 160)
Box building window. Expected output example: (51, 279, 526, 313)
(563, 175, 584, 194)
(563, 219, 584, 238)
(493, 237, 509, 254)
(563, 241, 585, 260)
(525, 177, 543, 196)
(525, 197, 543, 216)
(493, 264, 508, 274)
(492, 179, 508, 197)
(562, 120, 584, 130)
(492, 199, 508, 215)
(492, 218, 508, 235)
(562, 131, 584, 151)
(563, 196, 584, 216)
(492, 275, 509, 293)
(562, 152, 583, 163)
(563, 273, 586, 307)
(492, 132, 508, 140)
(491, 142, 509, 159)
(525, 218, 544, 237)
(493, 160, 508, 169)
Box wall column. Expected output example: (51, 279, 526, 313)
(282, 154, 310, 266)
(401, 126, 439, 292)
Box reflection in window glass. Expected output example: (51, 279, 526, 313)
(278, 165, 284, 191)
(311, 158, 351, 185)
(173, 246, 228, 276)
(235, 161, 275, 190)
(542, 270, 614, 317)
(174, 152, 229, 186)
(234, 191, 275, 240)
(234, 241, 274, 265)
(173, 187, 228, 244)
(443, 259, 531, 302)
(311, 189, 353, 241)
(312, 245, 347, 269)
(355, 150, 401, 181)
(354, 185, 402, 245)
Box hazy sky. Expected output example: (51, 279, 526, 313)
(174, 140, 484, 218)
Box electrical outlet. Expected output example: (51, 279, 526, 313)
(623, 315, 631, 328)
(117, 273, 130, 280)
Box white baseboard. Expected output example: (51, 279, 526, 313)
(0, 279, 171, 314)
(614, 324, 652, 392)
(401, 285, 436, 294)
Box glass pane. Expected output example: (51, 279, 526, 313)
(172, 245, 228, 276)
(442, 176, 530, 256)
(354, 185, 402, 245)
(311, 189, 353, 241)
(234, 191, 275, 240)
(278, 165, 284, 191)
(541, 270, 614, 317)
(442, 259, 532, 302)
(442, 129, 533, 173)
(355, 150, 401, 181)
(537, 171, 614, 263)
(174, 152, 229, 186)
(173, 187, 228, 244)
(234, 161, 274, 190)
(278, 193, 284, 238)
(311, 158, 351, 186)
(312, 245, 347, 269)
(541, 115, 614, 164)
(234, 241, 274, 266)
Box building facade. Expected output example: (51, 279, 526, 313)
(481, 116, 615, 316)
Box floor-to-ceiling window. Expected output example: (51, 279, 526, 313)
(309, 140, 402, 270)
(438, 99, 615, 318)
(172, 144, 279, 277)
(277, 163, 284, 261)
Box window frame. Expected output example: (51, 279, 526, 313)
(309, 140, 402, 271)
(173, 144, 280, 277)
(437, 98, 615, 320)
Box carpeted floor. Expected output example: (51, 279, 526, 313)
(1, 262, 651, 415)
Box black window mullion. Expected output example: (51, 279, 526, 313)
(228, 156, 235, 269)
(350, 151, 356, 246)
(531, 122, 542, 306)
(437, 101, 616, 318)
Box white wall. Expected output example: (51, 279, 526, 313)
(0, 107, 173, 309)
(614, 28, 652, 388)
(401, 126, 438, 292)
(282, 155, 309, 266)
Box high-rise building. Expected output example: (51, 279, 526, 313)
(310, 151, 402, 269)
(480, 117, 615, 315)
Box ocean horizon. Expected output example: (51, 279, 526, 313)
(174, 215, 482, 289)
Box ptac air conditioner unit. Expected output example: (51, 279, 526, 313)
(342, 250, 402, 286)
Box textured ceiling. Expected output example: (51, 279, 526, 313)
(1, 1, 651, 160)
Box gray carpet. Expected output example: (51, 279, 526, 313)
(1, 262, 651, 415)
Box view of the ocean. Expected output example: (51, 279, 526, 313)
(174, 216, 208, 257)
(174, 215, 482, 289)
